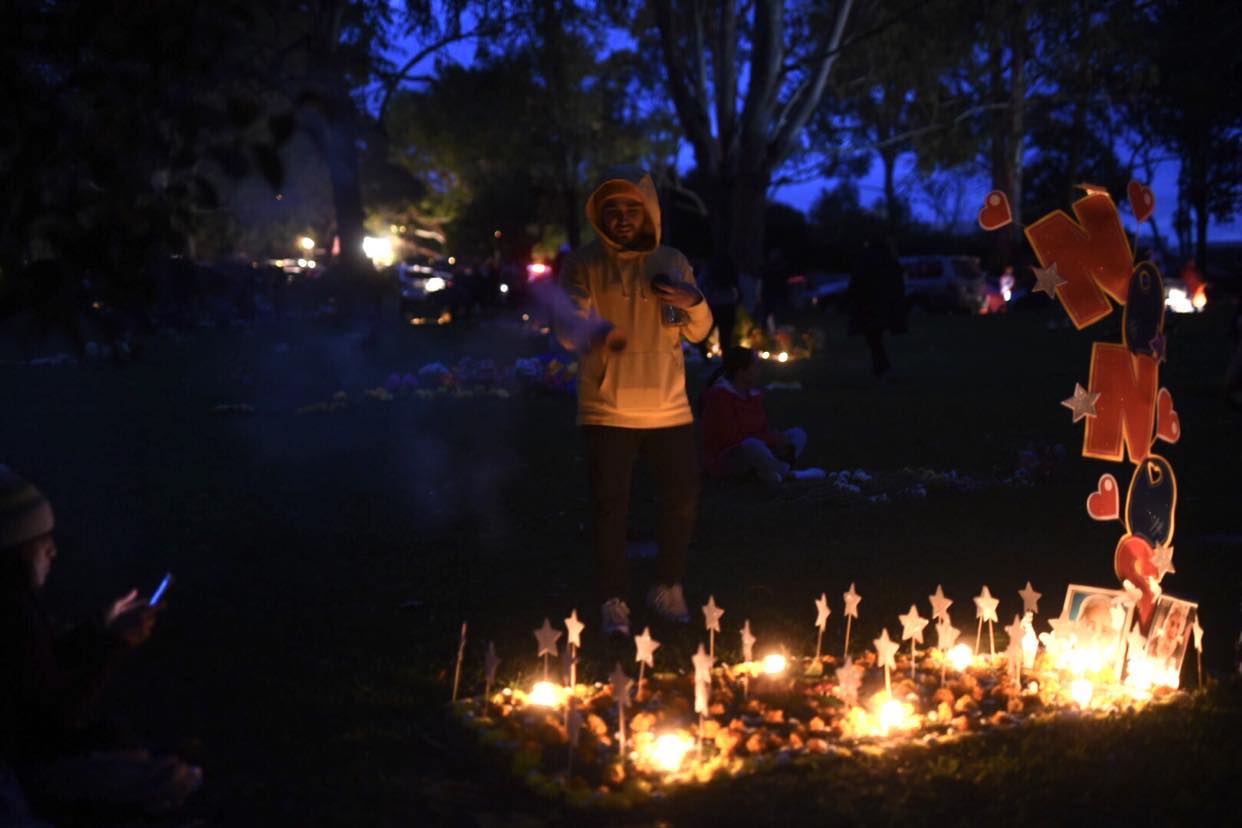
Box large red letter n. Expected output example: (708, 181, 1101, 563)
(1025, 192, 1133, 329)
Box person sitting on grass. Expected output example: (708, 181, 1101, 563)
(0, 466, 201, 820)
(701, 348, 826, 486)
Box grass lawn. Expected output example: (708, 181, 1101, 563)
(3, 299, 1241, 826)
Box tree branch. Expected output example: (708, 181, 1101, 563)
(377, 19, 515, 125)
(652, 0, 716, 167)
(768, 0, 855, 171)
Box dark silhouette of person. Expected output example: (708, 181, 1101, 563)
(847, 235, 906, 379)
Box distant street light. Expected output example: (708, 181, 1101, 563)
(298, 236, 315, 252)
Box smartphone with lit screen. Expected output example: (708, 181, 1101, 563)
(149, 572, 173, 607)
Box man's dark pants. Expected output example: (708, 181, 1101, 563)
(582, 424, 699, 601)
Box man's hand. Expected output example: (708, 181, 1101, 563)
(651, 279, 703, 310)
(107, 596, 160, 647)
(105, 589, 142, 625)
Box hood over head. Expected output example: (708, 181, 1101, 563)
(586, 166, 661, 255)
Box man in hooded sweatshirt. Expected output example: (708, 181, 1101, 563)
(556, 167, 713, 636)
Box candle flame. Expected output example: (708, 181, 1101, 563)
(649, 731, 694, 772)
(762, 653, 787, 675)
(947, 644, 973, 672)
(528, 681, 563, 707)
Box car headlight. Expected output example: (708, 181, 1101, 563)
(425, 276, 447, 293)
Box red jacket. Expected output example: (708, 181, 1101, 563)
(702, 379, 782, 476)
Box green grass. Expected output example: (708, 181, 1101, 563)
(4, 301, 1241, 825)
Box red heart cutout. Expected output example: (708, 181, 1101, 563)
(977, 190, 1013, 231)
(1156, 387, 1180, 444)
(1128, 180, 1155, 223)
(1086, 473, 1121, 521)
(1114, 534, 1159, 632)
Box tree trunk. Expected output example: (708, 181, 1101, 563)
(728, 169, 770, 275)
(324, 108, 370, 278)
(1006, 0, 1028, 262)
(880, 146, 899, 230)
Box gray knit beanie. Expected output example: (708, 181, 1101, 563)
(0, 466, 55, 551)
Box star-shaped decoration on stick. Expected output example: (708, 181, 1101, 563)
(873, 628, 899, 672)
(1151, 544, 1176, 580)
(1191, 618, 1204, 652)
(484, 641, 500, 684)
(740, 620, 756, 663)
(815, 593, 831, 630)
(898, 604, 929, 643)
(929, 585, 953, 623)
(843, 583, 861, 618)
(835, 658, 862, 705)
(691, 643, 714, 685)
(1018, 581, 1042, 615)
(1032, 261, 1067, 298)
(974, 586, 1000, 624)
(1004, 614, 1025, 649)
(936, 620, 960, 651)
(1061, 383, 1100, 423)
(564, 610, 585, 650)
(634, 626, 660, 669)
(534, 618, 562, 658)
(608, 662, 632, 709)
(702, 595, 724, 633)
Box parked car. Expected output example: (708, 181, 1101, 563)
(799, 272, 852, 311)
(397, 258, 459, 322)
(900, 255, 986, 312)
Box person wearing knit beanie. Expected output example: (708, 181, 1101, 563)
(0, 467, 202, 816)
(0, 466, 54, 553)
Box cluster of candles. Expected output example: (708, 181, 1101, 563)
(459, 580, 1201, 781)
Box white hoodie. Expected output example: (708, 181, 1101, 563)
(558, 168, 713, 428)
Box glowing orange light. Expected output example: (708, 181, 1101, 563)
(1070, 678, 1093, 708)
(947, 644, 973, 672)
(762, 654, 787, 675)
(528, 681, 563, 707)
(648, 732, 694, 772)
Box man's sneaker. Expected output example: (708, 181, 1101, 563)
(647, 583, 690, 623)
(601, 597, 631, 637)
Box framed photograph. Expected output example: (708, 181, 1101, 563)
(1060, 584, 1134, 672)
(1141, 594, 1197, 681)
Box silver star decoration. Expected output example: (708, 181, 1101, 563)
(936, 620, 960, 651)
(974, 585, 1000, 624)
(694, 676, 710, 714)
(1004, 614, 1025, 649)
(1148, 331, 1167, 364)
(929, 585, 953, 623)
(484, 641, 500, 684)
(835, 658, 862, 705)
(564, 609, 585, 650)
(691, 643, 714, 684)
(1151, 544, 1176, 580)
(534, 618, 562, 658)
(1191, 618, 1204, 652)
(608, 662, 632, 710)
(633, 626, 660, 669)
(1032, 261, 1067, 298)
(898, 604, 929, 644)
(814, 593, 831, 630)
(702, 595, 724, 633)
(843, 582, 861, 619)
(873, 628, 900, 671)
(1018, 581, 1042, 616)
(1061, 383, 1101, 423)
(740, 620, 757, 662)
